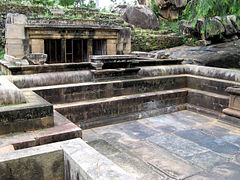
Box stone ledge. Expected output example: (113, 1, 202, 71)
(0, 90, 53, 135)
(223, 108, 240, 119)
(0, 111, 81, 150)
(0, 76, 26, 105)
(0, 138, 135, 180)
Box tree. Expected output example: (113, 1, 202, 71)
(184, 0, 240, 25)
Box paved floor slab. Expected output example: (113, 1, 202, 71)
(82, 110, 240, 179)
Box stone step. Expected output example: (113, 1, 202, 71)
(187, 88, 229, 112)
(54, 87, 229, 129)
(29, 75, 186, 104)
(0, 111, 82, 151)
(54, 89, 188, 129)
(25, 73, 237, 105)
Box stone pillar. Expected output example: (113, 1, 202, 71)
(117, 27, 131, 54)
(107, 39, 117, 55)
(31, 39, 44, 53)
(223, 87, 240, 118)
(88, 39, 93, 61)
(5, 13, 27, 58)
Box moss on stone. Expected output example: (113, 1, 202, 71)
(131, 28, 184, 52)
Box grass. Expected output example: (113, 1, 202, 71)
(0, 99, 29, 107)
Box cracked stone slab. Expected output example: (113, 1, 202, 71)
(128, 141, 202, 179)
(137, 118, 178, 133)
(196, 124, 230, 137)
(114, 121, 160, 140)
(189, 162, 240, 180)
(175, 129, 239, 155)
(186, 151, 229, 169)
(148, 134, 208, 157)
(173, 110, 212, 123)
(86, 139, 167, 179)
(146, 115, 192, 131)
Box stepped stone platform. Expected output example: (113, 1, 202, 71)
(1, 59, 240, 178)
(83, 110, 240, 180)
(0, 111, 81, 153)
(13, 64, 240, 129)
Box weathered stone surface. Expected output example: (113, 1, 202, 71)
(4, 54, 29, 66)
(26, 53, 47, 65)
(111, 5, 128, 16)
(0, 90, 54, 135)
(176, 129, 239, 155)
(31, 39, 44, 53)
(0, 145, 64, 180)
(0, 139, 134, 180)
(63, 139, 135, 180)
(154, 40, 240, 68)
(0, 76, 26, 105)
(0, 111, 81, 150)
(148, 133, 208, 157)
(139, 0, 188, 20)
(55, 89, 187, 128)
(0, 145, 15, 154)
(113, 5, 160, 30)
(190, 162, 240, 180)
(186, 151, 228, 169)
(6, 13, 27, 25)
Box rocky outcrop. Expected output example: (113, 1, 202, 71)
(179, 15, 240, 40)
(153, 40, 240, 68)
(138, 0, 188, 20)
(112, 5, 160, 30)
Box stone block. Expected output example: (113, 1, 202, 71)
(0, 90, 54, 135)
(5, 44, 25, 58)
(107, 39, 117, 44)
(5, 39, 24, 45)
(6, 13, 27, 25)
(0, 145, 15, 154)
(107, 43, 117, 53)
(26, 53, 47, 65)
(0, 76, 26, 105)
(0, 147, 64, 180)
(229, 94, 240, 111)
(31, 39, 44, 53)
(5, 24, 25, 39)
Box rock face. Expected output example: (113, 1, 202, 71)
(138, 0, 188, 20)
(112, 5, 160, 30)
(154, 40, 240, 68)
(179, 15, 240, 40)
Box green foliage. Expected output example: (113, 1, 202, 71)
(28, 0, 96, 8)
(59, 0, 84, 7)
(183, 0, 240, 26)
(131, 28, 184, 52)
(158, 21, 179, 34)
(151, 0, 160, 18)
(30, 0, 56, 6)
(0, 49, 4, 60)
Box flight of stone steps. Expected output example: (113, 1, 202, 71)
(18, 64, 240, 129)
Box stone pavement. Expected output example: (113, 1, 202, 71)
(82, 110, 240, 180)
